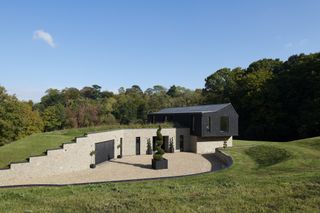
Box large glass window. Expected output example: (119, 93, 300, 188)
(192, 115, 195, 131)
(178, 135, 184, 151)
(207, 116, 211, 132)
(220, 116, 229, 132)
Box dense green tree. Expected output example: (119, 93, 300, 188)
(40, 89, 64, 107)
(80, 85, 102, 100)
(203, 53, 320, 141)
(42, 104, 66, 131)
(0, 87, 43, 145)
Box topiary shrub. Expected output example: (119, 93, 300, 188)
(90, 150, 96, 168)
(153, 126, 165, 161)
(223, 140, 227, 149)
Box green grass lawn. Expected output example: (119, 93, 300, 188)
(0, 134, 319, 212)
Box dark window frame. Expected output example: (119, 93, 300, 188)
(207, 116, 211, 132)
(192, 115, 195, 131)
(220, 116, 229, 132)
(178, 135, 184, 150)
(136, 137, 141, 155)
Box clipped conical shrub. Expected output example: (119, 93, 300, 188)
(153, 125, 165, 160)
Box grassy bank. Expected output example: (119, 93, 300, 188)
(0, 123, 173, 169)
(0, 137, 319, 212)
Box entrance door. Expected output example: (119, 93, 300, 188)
(95, 140, 114, 165)
(152, 136, 157, 151)
(162, 136, 169, 152)
(120, 138, 123, 157)
(136, 137, 141, 155)
(180, 135, 184, 151)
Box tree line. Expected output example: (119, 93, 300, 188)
(0, 52, 319, 145)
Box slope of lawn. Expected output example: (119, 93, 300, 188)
(0, 124, 173, 169)
(0, 137, 319, 212)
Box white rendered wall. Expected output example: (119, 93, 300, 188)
(195, 136, 233, 154)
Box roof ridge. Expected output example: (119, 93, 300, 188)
(150, 103, 231, 114)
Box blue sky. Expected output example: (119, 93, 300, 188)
(1, 0, 319, 102)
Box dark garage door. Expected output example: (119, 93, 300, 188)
(95, 140, 115, 165)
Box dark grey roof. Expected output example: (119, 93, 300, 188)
(150, 103, 231, 114)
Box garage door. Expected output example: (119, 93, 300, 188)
(95, 140, 114, 165)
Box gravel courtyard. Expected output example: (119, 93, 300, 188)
(1, 152, 217, 187)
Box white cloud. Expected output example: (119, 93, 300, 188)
(33, 29, 56, 48)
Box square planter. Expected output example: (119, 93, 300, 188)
(152, 158, 168, 170)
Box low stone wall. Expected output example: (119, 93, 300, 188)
(194, 136, 233, 154)
(0, 128, 190, 181)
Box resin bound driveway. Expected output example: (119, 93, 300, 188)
(1, 152, 221, 187)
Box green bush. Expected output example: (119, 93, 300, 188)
(153, 126, 165, 160)
(153, 153, 163, 161)
(245, 145, 291, 167)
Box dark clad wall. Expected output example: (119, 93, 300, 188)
(202, 104, 238, 137)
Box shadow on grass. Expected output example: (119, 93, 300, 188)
(202, 153, 226, 171)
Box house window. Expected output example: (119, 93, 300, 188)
(179, 135, 184, 151)
(136, 137, 141, 155)
(176, 135, 181, 149)
(192, 115, 195, 131)
(207, 116, 211, 132)
(152, 116, 155, 123)
(220, 116, 229, 132)
(120, 138, 123, 157)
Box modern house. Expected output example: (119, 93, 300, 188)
(148, 103, 238, 154)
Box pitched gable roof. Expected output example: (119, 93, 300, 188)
(150, 103, 231, 114)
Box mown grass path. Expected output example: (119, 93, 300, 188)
(0, 137, 319, 212)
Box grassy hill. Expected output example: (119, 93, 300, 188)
(0, 134, 319, 212)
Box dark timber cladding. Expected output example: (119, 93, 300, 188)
(95, 140, 115, 164)
(148, 103, 238, 137)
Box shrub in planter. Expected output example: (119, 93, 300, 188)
(90, 150, 96, 169)
(146, 138, 152, 155)
(223, 141, 227, 149)
(152, 126, 168, 169)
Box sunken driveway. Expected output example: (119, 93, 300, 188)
(2, 152, 217, 187)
